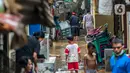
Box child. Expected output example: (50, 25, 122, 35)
(65, 36, 81, 73)
(84, 43, 97, 73)
(18, 56, 33, 73)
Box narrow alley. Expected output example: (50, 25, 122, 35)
(50, 35, 106, 73)
(1, 0, 130, 73)
(50, 35, 86, 73)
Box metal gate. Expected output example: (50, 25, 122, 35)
(0, 34, 4, 72)
(0, 33, 14, 73)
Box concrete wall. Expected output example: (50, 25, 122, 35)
(95, 15, 114, 35)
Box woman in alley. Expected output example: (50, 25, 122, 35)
(83, 10, 94, 35)
(18, 56, 33, 73)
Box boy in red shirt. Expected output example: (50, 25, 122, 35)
(65, 36, 81, 73)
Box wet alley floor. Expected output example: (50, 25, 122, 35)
(50, 35, 86, 73)
(50, 35, 87, 62)
(49, 35, 107, 73)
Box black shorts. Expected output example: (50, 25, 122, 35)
(71, 27, 80, 36)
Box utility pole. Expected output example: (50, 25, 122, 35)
(113, 0, 124, 38)
(91, 0, 96, 28)
(113, 0, 126, 45)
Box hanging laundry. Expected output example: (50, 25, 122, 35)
(98, 0, 113, 15)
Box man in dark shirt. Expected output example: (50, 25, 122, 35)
(16, 36, 40, 73)
(69, 12, 80, 41)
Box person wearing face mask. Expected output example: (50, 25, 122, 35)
(110, 38, 130, 73)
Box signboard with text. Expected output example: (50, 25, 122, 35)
(115, 4, 125, 15)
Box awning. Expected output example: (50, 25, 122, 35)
(0, 13, 27, 49)
(0, 13, 22, 31)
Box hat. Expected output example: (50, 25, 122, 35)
(67, 36, 73, 41)
(72, 12, 76, 15)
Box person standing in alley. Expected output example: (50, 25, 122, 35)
(83, 10, 94, 35)
(84, 43, 97, 73)
(110, 38, 130, 73)
(65, 36, 81, 73)
(69, 12, 80, 41)
(33, 31, 46, 59)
